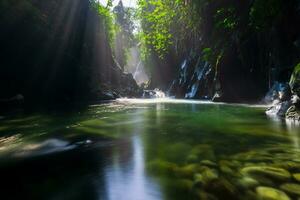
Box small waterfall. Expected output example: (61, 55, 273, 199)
(133, 61, 142, 80)
(185, 61, 211, 99)
(185, 82, 199, 98)
(179, 59, 188, 85)
(124, 47, 149, 85)
(143, 89, 166, 98)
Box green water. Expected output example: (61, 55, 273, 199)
(0, 99, 300, 200)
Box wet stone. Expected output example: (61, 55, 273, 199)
(175, 179, 194, 191)
(256, 186, 290, 200)
(205, 178, 237, 200)
(220, 165, 234, 175)
(273, 162, 300, 172)
(186, 154, 198, 163)
(175, 164, 202, 178)
(293, 174, 300, 182)
(201, 168, 219, 183)
(200, 160, 217, 167)
(196, 190, 218, 200)
(237, 176, 260, 189)
(189, 144, 216, 162)
(241, 166, 291, 182)
(280, 183, 300, 196)
(219, 160, 239, 170)
(194, 173, 204, 186)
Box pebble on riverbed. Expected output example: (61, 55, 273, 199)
(147, 142, 300, 200)
(241, 166, 292, 182)
(256, 186, 290, 200)
(280, 183, 300, 196)
(293, 173, 300, 182)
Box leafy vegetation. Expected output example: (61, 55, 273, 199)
(137, 0, 197, 59)
(91, 0, 117, 47)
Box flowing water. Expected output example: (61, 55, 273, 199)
(0, 99, 300, 200)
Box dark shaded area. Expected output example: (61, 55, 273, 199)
(0, 0, 140, 111)
(0, 145, 107, 200)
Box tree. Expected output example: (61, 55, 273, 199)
(113, 0, 135, 71)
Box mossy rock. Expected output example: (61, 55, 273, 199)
(175, 164, 202, 178)
(237, 176, 260, 189)
(205, 178, 238, 200)
(290, 63, 300, 96)
(220, 165, 234, 175)
(193, 167, 219, 187)
(219, 160, 241, 169)
(256, 186, 290, 200)
(293, 173, 300, 182)
(188, 144, 216, 162)
(147, 159, 178, 176)
(174, 179, 194, 191)
(202, 167, 219, 182)
(195, 190, 218, 200)
(164, 143, 191, 163)
(273, 161, 300, 172)
(200, 160, 217, 167)
(280, 183, 300, 196)
(241, 166, 291, 182)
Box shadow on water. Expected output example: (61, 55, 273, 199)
(0, 99, 299, 200)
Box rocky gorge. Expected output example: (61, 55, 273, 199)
(266, 63, 300, 122)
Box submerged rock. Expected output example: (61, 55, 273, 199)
(193, 167, 219, 187)
(280, 183, 300, 196)
(196, 190, 218, 200)
(188, 144, 216, 162)
(273, 161, 300, 172)
(241, 166, 291, 182)
(205, 178, 238, 200)
(237, 177, 260, 189)
(200, 160, 217, 168)
(293, 173, 300, 182)
(176, 164, 202, 178)
(202, 168, 219, 182)
(220, 164, 234, 175)
(256, 186, 290, 200)
(175, 179, 194, 191)
(147, 159, 178, 175)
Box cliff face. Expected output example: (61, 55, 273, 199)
(0, 0, 140, 108)
(167, 0, 300, 103)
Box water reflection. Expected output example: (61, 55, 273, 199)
(103, 135, 162, 200)
(286, 120, 300, 149)
(0, 100, 300, 200)
(100, 106, 162, 200)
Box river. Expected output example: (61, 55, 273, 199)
(0, 99, 299, 200)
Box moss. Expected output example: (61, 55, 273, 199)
(290, 62, 300, 94)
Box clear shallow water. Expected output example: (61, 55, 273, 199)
(0, 99, 300, 200)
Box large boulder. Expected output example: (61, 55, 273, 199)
(266, 63, 300, 121)
(264, 82, 291, 103)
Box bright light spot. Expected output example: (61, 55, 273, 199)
(116, 98, 269, 108)
(98, 0, 137, 8)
